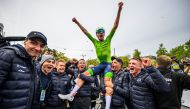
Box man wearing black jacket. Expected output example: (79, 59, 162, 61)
(70, 59, 94, 109)
(155, 55, 190, 109)
(45, 59, 70, 109)
(34, 54, 55, 109)
(0, 31, 47, 109)
(110, 56, 129, 109)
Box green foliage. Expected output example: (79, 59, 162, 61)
(184, 39, 190, 57)
(169, 39, 190, 59)
(43, 47, 69, 61)
(86, 58, 99, 67)
(133, 49, 141, 59)
(156, 43, 168, 57)
(170, 45, 186, 59)
(54, 50, 69, 61)
(119, 55, 130, 68)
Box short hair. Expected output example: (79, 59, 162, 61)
(72, 58, 78, 62)
(130, 58, 142, 67)
(56, 59, 65, 64)
(130, 58, 142, 62)
(77, 59, 85, 65)
(157, 55, 172, 67)
(141, 56, 150, 59)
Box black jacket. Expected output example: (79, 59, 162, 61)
(72, 68, 92, 97)
(46, 72, 71, 107)
(32, 64, 52, 109)
(0, 44, 36, 109)
(129, 69, 168, 109)
(111, 70, 129, 107)
(155, 67, 190, 109)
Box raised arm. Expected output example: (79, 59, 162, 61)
(72, 17, 89, 36)
(107, 2, 124, 41)
(72, 17, 96, 43)
(113, 2, 123, 30)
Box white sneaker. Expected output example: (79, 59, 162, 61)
(58, 94, 74, 101)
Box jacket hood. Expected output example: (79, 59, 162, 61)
(12, 44, 31, 59)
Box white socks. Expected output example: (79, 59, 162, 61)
(70, 85, 80, 95)
(105, 95, 111, 109)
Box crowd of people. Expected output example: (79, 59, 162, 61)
(1, 1, 190, 109)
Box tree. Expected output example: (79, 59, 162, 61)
(170, 45, 186, 59)
(169, 39, 190, 59)
(184, 39, 190, 57)
(133, 49, 141, 59)
(43, 47, 69, 61)
(119, 55, 130, 68)
(86, 59, 99, 67)
(156, 43, 168, 57)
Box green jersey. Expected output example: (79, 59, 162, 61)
(86, 28, 116, 63)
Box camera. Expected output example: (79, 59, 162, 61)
(0, 23, 26, 48)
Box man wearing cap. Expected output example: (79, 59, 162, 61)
(0, 31, 47, 109)
(59, 2, 123, 109)
(33, 54, 55, 109)
(109, 56, 129, 109)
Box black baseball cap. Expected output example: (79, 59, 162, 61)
(111, 56, 123, 65)
(26, 31, 47, 45)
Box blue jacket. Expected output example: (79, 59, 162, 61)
(155, 67, 190, 109)
(129, 69, 168, 109)
(0, 44, 36, 109)
(111, 70, 129, 107)
(72, 68, 92, 97)
(46, 72, 71, 106)
(32, 64, 52, 109)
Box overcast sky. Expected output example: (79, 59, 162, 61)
(0, 0, 190, 60)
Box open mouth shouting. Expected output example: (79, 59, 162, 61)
(129, 67, 135, 73)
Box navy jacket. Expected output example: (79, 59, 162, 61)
(111, 70, 129, 107)
(154, 67, 190, 109)
(32, 64, 52, 109)
(46, 72, 71, 106)
(129, 69, 168, 109)
(0, 44, 36, 109)
(72, 68, 92, 97)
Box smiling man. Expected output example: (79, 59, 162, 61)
(109, 56, 129, 109)
(128, 58, 169, 109)
(128, 58, 156, 109)
(34, 54, 55, 109)
(0, 31, 47, 109)
(39, 55, 55, 75)
(45, 59, 71, 109)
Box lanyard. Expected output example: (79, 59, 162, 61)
(39, 73, 52, 101)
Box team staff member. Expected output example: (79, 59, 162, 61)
(155, 55, 190, 109)
(0, 31, 47, 109)
(110, 57, 129, 109)
(46, 59, 70, 109)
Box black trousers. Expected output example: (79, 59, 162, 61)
(71, 96, 91, 109)
(110, 105, 125, 109)
(45, 103, 67, 109)
(45, 105, 67, 109)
